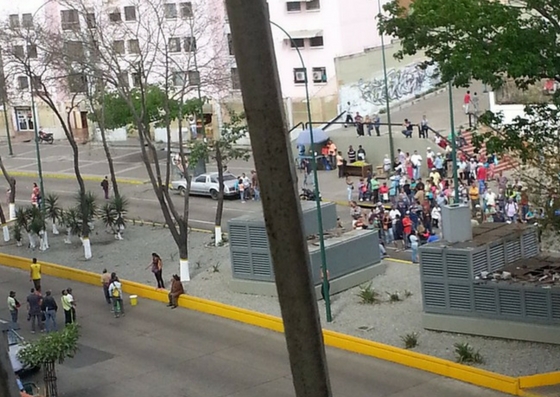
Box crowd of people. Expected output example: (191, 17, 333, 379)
(343, 144, 539, 262)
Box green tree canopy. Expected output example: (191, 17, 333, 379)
(378, 0, 560, 90)
(18, 324, 80, 366)
(91, 85, 203, 130)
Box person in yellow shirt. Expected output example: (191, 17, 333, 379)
(469, 182, 480, 214)
(30, 258, 41, 291)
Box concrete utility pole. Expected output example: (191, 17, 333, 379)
(224, 1, 332, 396)
(0, 333, 20, 397)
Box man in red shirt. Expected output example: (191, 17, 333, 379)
(402, 212, 413, 248)
(476, 162, 487, 193)
(463, 91, 471, 114)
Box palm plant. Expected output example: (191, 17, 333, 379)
(99, 202, 117, 235)
(45, 194, 63, 235)
(12, 223, 22, 246)
(111, 195, 128, 240)
(62, 208, 81, 244)
(28, 206, 46, 250)
(76, 191, 98, 235)
(14, 207, 31, 248)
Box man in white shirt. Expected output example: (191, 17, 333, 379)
(410, 150, 422, 180)
(344, 102, 353, 127)
(484, 188, 497, 209)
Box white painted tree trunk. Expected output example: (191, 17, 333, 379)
(64, 230, 72, 244)
(28, 233, 36, 249)
(39, 231, 49, 251)
(52, 222, 59, 235)
(3, 225, 9, 242)
(82, 237, 92, 259)
(8, 203, 15, 220)
(88, 221, 95, 231)
(180, 258, 190, 282)
(116, 231, 123, 240)
(16, 239, 22, 247)
(214, 225, 222, 246)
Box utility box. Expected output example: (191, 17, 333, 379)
(441, 204, 472, 243)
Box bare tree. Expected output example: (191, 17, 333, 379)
(52, 0, 231, 276)
(0, 13, 95, 258)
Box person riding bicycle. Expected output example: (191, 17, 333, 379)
(108, 276, 124, 317)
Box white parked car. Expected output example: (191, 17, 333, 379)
(171, 172, 239, 200)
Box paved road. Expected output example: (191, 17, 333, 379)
(0, 266, 506, 397)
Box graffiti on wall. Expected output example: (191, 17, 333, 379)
(339, 62, 441, 116)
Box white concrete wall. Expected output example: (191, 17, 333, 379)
(487, 91, 554, 125)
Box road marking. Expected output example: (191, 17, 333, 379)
(115, 164, 144, 175)
(112, 151, 141, 160)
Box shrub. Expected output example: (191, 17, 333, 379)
(358, 283, 379, 304)
(400, 332, 419, 349)
(386, 291, 401, 302)
(454, 342, 484, 364)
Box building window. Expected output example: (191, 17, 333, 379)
(86, 12, 96, 28)
(188, 70, 200, 86)
(13, 45, 24, 59)
(184, 37, 196, 52)
(231, 68, 240, 89)
(164, 3, 178, 19)
(9, 15, 19, 29)
(309, 36, 324, 47)
(124, 6, 136, 21)
(109, 9, 122, 23)
(68, 74, 87, 93)
(113, 40, 125, 55)
(172, 71, 186, 87)
(17, 76, 29, 91)
(168, 37, 181, 52)
(22, 14, 33, 28)
(128, 40, 140, 54)
(290, 38, 304, 48)
(131, 72, 141, 87)
(61, 10, 80, 30)
(286, 2, 301, 12)
(31, 76, 42, 91)
(293, 68, 306, 84)
(15, 107, 34, 131)
(227, 33, 234, 55)
(312, 67, 327, 83)
(64, 41, 85, 59)
(306, 0, 320, 10)
(27, 45, 38, 59)
(180, 2, 193, 18)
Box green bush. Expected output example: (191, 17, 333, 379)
(358, 283, 379, 304)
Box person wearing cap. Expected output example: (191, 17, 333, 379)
(426, 147, 435, 169)
(402, 212, 413, 249)
(434, 153, 444, 178)
(469, 181, 480, 215)
(420, 115, 429, 138)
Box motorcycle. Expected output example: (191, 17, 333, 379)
(299, 188, 321, 201)
(38, 130, 54, 144)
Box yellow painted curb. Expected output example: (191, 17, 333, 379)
(385, 257, 415, 265)
(519, 372, 560, 389)
(2, 170, 147, 185)
(0, 252, 558, 396)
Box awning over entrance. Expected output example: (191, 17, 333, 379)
(286, 29, 323, 39)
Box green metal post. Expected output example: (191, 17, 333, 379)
(30, 84, 45, 211)
(270, 21, 332, 323)
(448, 81, 459, 203)
(378, 0, 395, 167)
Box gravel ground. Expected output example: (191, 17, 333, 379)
(1, 223, 559, 377)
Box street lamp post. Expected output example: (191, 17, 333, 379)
(378, 0, 395, 167)
(29, 76, 45, 211)
(270, 21, 332, 323)
(448, 81, 460, 202)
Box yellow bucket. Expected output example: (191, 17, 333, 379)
(129, 295, 138, 306)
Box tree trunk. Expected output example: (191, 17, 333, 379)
(0, 203, 8, 242)
(0, 333, 20, 397)
(43, 360, 58, 397)
(0, 156, 16, 220)
(215, 145, 225, 246)
(178, 224, 190, 281)
(40, 230, 49, 251)
(98, 90, 120, 198)
(52, 221, 59, 235)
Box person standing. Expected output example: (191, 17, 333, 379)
(355, 112, 364, 137)
(29, 257, 41, 291)
(463, 90, 471, 114)
(147, 252, 165, 289)
(41, 290, 58, 333)
(410, 150, 422, 180)
(373, 114, 381, 137)
(336, 151, 345, 178)
(108, 276, 124, 316)
(347, 145, 357, 163)
(471, 92, 480, 116)
(167, 274, 185, 308)
(250, 170, 260, 201)
(26, 288, 43, 333)
(101, 176, 110, 200)
(420, 115, 429, 138)
(410, 231, 419, 263)
(61, 288, 76, 325)
(101, 269, 112, 305)
(31, 182, 41, 207)
(364, 115, 373, 136)
(320, 268, 330, 301)
(357, 145, 366, 161)
(7, 291, 19, 328)
(345, 175, 354, 202)
(343, 101, 353, 127)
